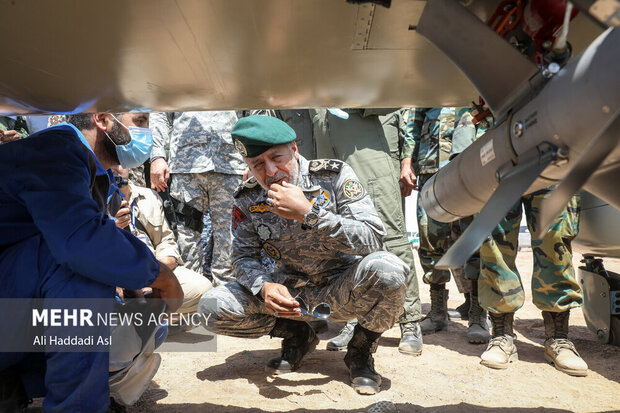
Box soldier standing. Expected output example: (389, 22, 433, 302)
(149, 111, 246, 285)
(310, 108, 424, 356)
(478, 193, 588, 376)
(199, 116, 407, 395)
(404, 107, 489, 344)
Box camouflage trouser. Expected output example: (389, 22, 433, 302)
(198, 251, 407, 337)
(170, 171, 242, 286)
(416, 188, 478, 289)
(479, 190, 582, 313)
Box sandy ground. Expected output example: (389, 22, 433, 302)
(117, 250, 620, 413)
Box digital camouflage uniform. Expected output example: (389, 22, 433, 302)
(199, 157, 407, 336)
(479, 190, 582, 313)
(310, 108, 421, 324)
(150, 112, 245, 285)
(405, 107, 478, 288)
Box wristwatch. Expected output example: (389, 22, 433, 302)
(302, 203, 321, 229)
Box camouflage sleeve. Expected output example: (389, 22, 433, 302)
(403, 108, 423, 164)
(450, 107, 476, 160)
(315, 163, 385, 254)
(149, 112, 172, 161)
(230, 199, 273, 295)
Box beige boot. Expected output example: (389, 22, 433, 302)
(542, 311, 588, 377)
(480, 312, 518, 369)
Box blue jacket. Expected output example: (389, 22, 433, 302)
(0, 124, 159, 289)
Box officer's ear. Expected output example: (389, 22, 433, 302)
(93, 113, 113, 133)
(291, 141, 299, 161)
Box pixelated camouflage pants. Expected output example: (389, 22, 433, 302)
(170, 171, 242, 286)
(479, 190, 582, 313)
(416, 188, 478, 290)
(198, 251, 407, 337)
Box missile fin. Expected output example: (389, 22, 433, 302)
(436, 144, 556, 269)
(417, 0, 539, 120)
(535, 111, 620, 239)
(582, 166, 620, 211)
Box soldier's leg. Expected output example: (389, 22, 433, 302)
(206, 171, 243, 285)
(173, 266, 212, 315)
(198, 281, 275, 338)
(524, 191, 587, 376)
(479, 201, 523, 369)
(170, 173, 207, 274)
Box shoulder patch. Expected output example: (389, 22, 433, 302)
(308, 159, 343, 173)
(234, 176, 259, 198)
(343, 179, 365, 200)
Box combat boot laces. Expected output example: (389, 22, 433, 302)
(326, 320, 357, 351)
(420, 284, 448, 334)
(398, 321, 423, 356)
(480, 312, 517, 369)
(344, 324, 382, 395)
(542, 310, 588, 376)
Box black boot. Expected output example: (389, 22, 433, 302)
(467, 281, 490, 344)
(344, 324, 382, 395)
(0, 368, 29, 413)
(420, 283, 448, 334)
(267, 318, 319, 374)
(448, 293, 471, 320)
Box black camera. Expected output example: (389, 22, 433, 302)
(114, 175, 129, 188)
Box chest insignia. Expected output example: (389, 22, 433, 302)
(232, 206, 247, 229)
(249, 202, 270, 213)
(263, 241, 281, 260)
(257, 224, 272, 241)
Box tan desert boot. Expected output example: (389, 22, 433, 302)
(542, 311, 588, 377)
(480, 312, 518, 369)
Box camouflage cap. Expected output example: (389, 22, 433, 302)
(231, 115, 296, 158)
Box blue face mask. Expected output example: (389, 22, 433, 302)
(106, 115, 153, 169)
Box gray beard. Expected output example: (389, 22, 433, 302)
(260, 159, 300, 191)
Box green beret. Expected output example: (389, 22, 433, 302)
(231, 115, 296, 158)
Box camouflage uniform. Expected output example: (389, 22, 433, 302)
(0, 116, 29, 143)
(479, 190, 582, 313)
(405, 107, 478, 288)
(199, 157, 407, 335)
(310, 108, 421, 323)
(150, 111, 245, 285)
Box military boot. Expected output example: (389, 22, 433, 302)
(326, 320, 357, 351)
(467, 282, 490, 344)
(448, 293, 470, 320)
(267, 318, 319, 374)
(344, 324, 382, 395)
(398, 321, 423, 356)
(480, 312, 518, 369)
(542, 310, 588, 377)
(419, 283, 448, 334)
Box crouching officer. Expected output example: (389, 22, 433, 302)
(199, 116, 407, 395)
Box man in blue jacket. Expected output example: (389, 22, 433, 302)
(0, 112, 183, 413)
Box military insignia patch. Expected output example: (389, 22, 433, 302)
(343, 179, 364, 200)
(234, 139, 247, 156)
(263, 242, 281, 260)
(311, 188, 331, 207)
(309, 159, 342, 173)
(249, 202, 270, 213)
(232, 206, 247, 229)
(257, 224, 271, 241)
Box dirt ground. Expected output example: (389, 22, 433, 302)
(125, 250, 620, 413)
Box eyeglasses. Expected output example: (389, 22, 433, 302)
(296, 296, 331, 319)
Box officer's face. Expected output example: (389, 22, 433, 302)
(246, 142, 300, 190)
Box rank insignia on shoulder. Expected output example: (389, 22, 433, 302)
(232, 206, 247, 229)
(263, 241, 281, 260)
(234, 177, 259, 198)
(249, 202, 270, 214)
(309, 159, 342, 173)
(343, 179, 364, 200)
(311, 188, 330, 207)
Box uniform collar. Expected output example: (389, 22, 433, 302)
(298, 156, 321, 193)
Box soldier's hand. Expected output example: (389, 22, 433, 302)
(260, 282, 301, 317)
(114, 200, 131, 229)
(400, 158, 417, 196)
(149, 264, 184, 313)
(0, 129, 20, 143)
(267, 181, 312, 222)
(150, 158, 170, 192)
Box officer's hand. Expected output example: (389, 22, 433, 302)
(400, 158, 417, 197)
(0, 129, 20, 143)
(267, 181, 312, 222)
(149, 264, 184, 313)
(150, 158, 170, 192)
(114, 200, 131, 229)
(260, 282, 301, 317)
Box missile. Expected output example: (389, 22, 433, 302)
(415, 1, 620, 268)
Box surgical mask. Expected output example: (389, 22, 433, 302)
(105, 115, 153, 169)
